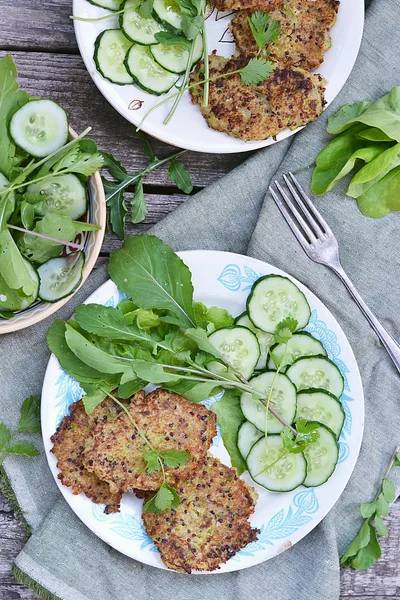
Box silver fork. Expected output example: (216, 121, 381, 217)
(269, 172, 400, 374)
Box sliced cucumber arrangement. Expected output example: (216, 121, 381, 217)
(94, 29, 134, 85)
(125, 45, 179, 95)
(10, 100, 68, 158)
(236, 313, 274, 370)
(247, 275, 311, 334)
(37, 252, 85, 302)
(237, 421, 263, 460)
(247, 436, 307, 492)
(152, 0, 187, 31)
(303, 424, 339, 487)
(268, 332, 327, 370)
(121, 0, 166, 45)
(208, 326, 260, 379)
(88, 0, 123, 9)
(28, 174, 88, 220)
(296, 390, 345, 438)
(241, 371, 297, 434)
(150, 34, 203, 74)
(286, 355, 344, 398)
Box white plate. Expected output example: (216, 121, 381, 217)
(42, 250, 364, 573)
(72, 0, 364, 153)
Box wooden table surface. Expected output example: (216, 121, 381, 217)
(0, 1, 399, 598)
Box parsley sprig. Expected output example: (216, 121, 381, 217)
(248, 11, 280, 55)
(0, 395, 41, 466)
(341, 446, 400, 570)
(101, 389, 190, 513)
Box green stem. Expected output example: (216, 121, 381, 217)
(70, 9, 125, 21)
(7, 225, 84, 250)
(158, 456, 167, 484)
(264, 344, 288, 445)
(104, 149, 186, 204)
(136, 68, 244, 132)
(0, 127, 92, 197)
(373, 445, 400, 502)
(254, 448, 288, 478)
(164, 40, 197, 125)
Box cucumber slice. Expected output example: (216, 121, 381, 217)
(240, 371, 297, 434)
(296, 390, 345, 438)
(0, 260, 39, 312)
(88, 0, 123, 9)
(125, 44, 179, 95)
(94, 29, 134, 85)
(268, 332, 327, 370)
(0, 172, 15, 221)
(237, 421, 263, 460)
(150, 34, 203, 74)
(10, 100, 68, 158)
(121, 0, 166, 45)
(247, 436, 307, 492)
(208, 326, 260, 380)
(28, 174, 87, 220)
(37, 252, 85, 302)
(247, 275, 311, 334)
(303, 423, 339, 487)
(287, 355, 344, 398)
(152, 0, 185, 31)
(236, 313, 274, 370)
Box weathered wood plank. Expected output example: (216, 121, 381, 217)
(0, 51, 248, 188)
(1, 481, 399, 599)
(0, 1, 77, 52)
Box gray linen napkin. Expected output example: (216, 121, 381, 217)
(2, 0, 400, 597)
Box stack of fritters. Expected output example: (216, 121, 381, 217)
(51, 388, 259, 572)
(189, 0, 339, 141)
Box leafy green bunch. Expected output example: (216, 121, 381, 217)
(0, 395, 41, 466)
(312, 87, 400, 218)
(341, 447, 400, 570)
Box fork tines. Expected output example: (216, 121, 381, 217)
(269, 172, 332, 248)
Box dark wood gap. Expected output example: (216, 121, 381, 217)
(0, 45, 78, 55)
(142, 184, 202, 195)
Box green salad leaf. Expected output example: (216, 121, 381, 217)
(211, 389, 247, 474)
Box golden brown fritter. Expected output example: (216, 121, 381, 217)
(141, 454, 259, 573)
(51, 397, 127, 513)
(83, 389, 217, 494)
(213, 0, 283, 12)
(230, 0, 339, 71)
(190, 54, 326, 141)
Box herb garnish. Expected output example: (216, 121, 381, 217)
(248, 11, 280, 55)
(341, 446, 400, 570)
(0, 395, 41, 466)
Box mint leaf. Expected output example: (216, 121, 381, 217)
(240, 57, 275, 86)
(145, 451, 161, 474)
(0, 424, 11, 451)
(17, 395, 41, 434)
(360, 502, 377, 519)
(168, 159, 193, 194)
(350, 524, 381, 570)
(394, 451, 400, 467)
(108, 235, 196, 328)
(274, 317, 298, 344)
(376, 492, 390, 517)
(341, 520, 371, 563)
(160, 449, 190, 468)
(382, 477, 396, 503)
(131, 179, 147, 224)
(374, 515, 388, 537)
(211, 389, 247, 475)
(7, 441, 40, 457)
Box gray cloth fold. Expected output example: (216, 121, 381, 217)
(2, 0, 400, 598)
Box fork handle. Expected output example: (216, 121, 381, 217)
(332, 264, 400, 374)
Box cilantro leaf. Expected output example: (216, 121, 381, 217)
(168, 159, 193, 193)
(7, 441, 40, 457)
(143, 483, 181, 513)
(240, 58, 275, 86)
(145, 450, 161, 474)
(17, 395, 41, 434)
(281, 420, 319, 454)
(160, 449, 190, 468)
(274, 317, 298, 344)
(248, 11, 280, 52)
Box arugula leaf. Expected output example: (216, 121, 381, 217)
(118, 377, 146, 399)
(108, 234, 196, 328)
(17, 213, 78, 264)
(144, 483, 181, 513)
(0, 424, 11, 451)
(81, 384, 112, 414)
(0, 229, 38, 296)
(160, 449, 190, 468)
(168, 159, 193, 193)
(104, 178, 128, 239)
(273, 317, 298, 344)
(20, 201, 35, 229)
(240, 57, 275, 85)
(131, 179, 147, 224)
(130, 360, 183, 384)
(154, 31, 191, 49)
(7, 441, 40, 457)
(167, 380, 219, 403)
(145, 450, 161, 474)
(17, 395, 41, 434)
(248, 11, 280, 52)
(184, 327, 221, 359)
(211, 389, 247, 474)
(101, 151, 129, 180)
(0, 56, 29, 179)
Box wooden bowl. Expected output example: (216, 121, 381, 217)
(0, 128, 106, 334)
